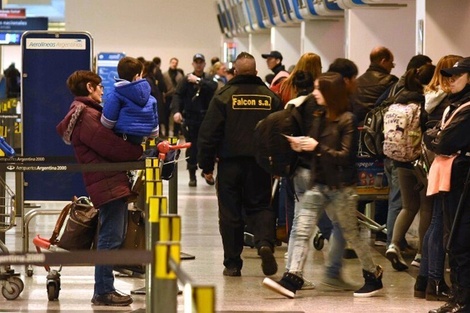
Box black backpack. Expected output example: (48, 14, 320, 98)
(253, 102, 305, 177)
(360, 84, 403, 158)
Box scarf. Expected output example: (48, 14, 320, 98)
(62, 103, 85, 145)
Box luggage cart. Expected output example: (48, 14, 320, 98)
(0, 175, 25, 300)
(32, 196, 94, 301)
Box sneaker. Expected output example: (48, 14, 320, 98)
(188, 179, 197, 187)
(385, 244, 408, 271)
(301, 277, 316, 290)
(262, 272, 304, 299)
(411, 254, 421, 268)
(259, 246, 278, 276)
(374, 239, 387, 246)
(321, 275, 358, 291)
(353, 265, 383, 297)
(223, 267, 241, 277)
(91, 291, 133, 306)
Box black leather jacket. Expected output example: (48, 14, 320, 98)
(309, 110, 358, 188)
(355, 64, 398, 124)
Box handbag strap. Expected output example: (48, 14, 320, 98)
(49, 196, 77, 244)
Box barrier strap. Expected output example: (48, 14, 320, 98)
(0, 250, 153, 266)
(0, 161, 145, 172)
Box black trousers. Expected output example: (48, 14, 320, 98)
(217, 157, 276, 270)
(183, 121, 200, 170)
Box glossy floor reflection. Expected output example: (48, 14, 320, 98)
(1, 162, 444, 312)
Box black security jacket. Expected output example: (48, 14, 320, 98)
(170, 72, 218, 124)
(197, 74, 282, 173)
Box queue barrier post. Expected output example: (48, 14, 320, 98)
(187, 285, 216, 313)
(154, 241, 180, 313)
(167, 136, 179, 214)
(145, 157, 165, 311)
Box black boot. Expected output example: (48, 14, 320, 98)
(353, 265, 383, 297)
(426, 278, 450, 301)
(428, 284, 457, 313)
(262, 272, 304, 299)
(414, 275, 428, 298)
(452, 286, 470, 312)
(188, 168, 197, 187)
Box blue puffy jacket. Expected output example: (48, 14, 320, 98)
(101, 79, 159, 137)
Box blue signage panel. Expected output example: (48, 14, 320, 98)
(96, 52, 125, 103)
(0, 17, 48, 31)
(22, 31, 93, 201)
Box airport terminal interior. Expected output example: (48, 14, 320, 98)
(0, 0, 468, 312)
(0, 163, 449, 312)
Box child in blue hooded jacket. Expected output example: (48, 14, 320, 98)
(101, 56, 159, 145)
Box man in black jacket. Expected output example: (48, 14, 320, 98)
(355, 46, 398, 125)
(170, 53, 218, 186)
(198, 52, 282, 277)
(262, 50, 289, 90)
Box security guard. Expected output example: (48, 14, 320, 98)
(171, 53, 218, 186)
(198, 52, 282, 277)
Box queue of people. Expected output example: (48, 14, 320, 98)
(54, 48, 470, 313)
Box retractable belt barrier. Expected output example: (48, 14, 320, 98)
(0, 151, 214, 313)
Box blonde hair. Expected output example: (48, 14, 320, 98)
(210, 61, 223, 76)
(279, 52, 322, 100)
(425, 55, 462, 93)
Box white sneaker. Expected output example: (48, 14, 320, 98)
(411, 253, 421, 268)
(301, 277, 316, 290)
(385, 244, 408, 271)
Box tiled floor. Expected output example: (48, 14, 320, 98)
(0, 161, 446, 312)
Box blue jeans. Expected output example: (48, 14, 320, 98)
(94, 198, 128, 296)
(384, 158, 403, 247)
(419, 196, 445, 280)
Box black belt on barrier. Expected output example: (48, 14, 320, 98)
(0, 250, 153, 266)
(0, 160, 145, 172)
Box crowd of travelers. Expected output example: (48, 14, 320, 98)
(57, 49, 470, 312)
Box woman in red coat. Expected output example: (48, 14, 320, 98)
(57, 70, 143, 306)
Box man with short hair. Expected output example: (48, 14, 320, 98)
(170, 53, 217, 186)
(261, 50, 289, 92)
(198, 52, 281, 277)
(163, 57, 185, 137)
(355, 46, 398, 124)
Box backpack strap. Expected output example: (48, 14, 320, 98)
(383, 84, 405, 107)
(442, 101, 470, 130)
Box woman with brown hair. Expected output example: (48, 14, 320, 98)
(57, 70, 143, 306)
(263, 72, 383, 299)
